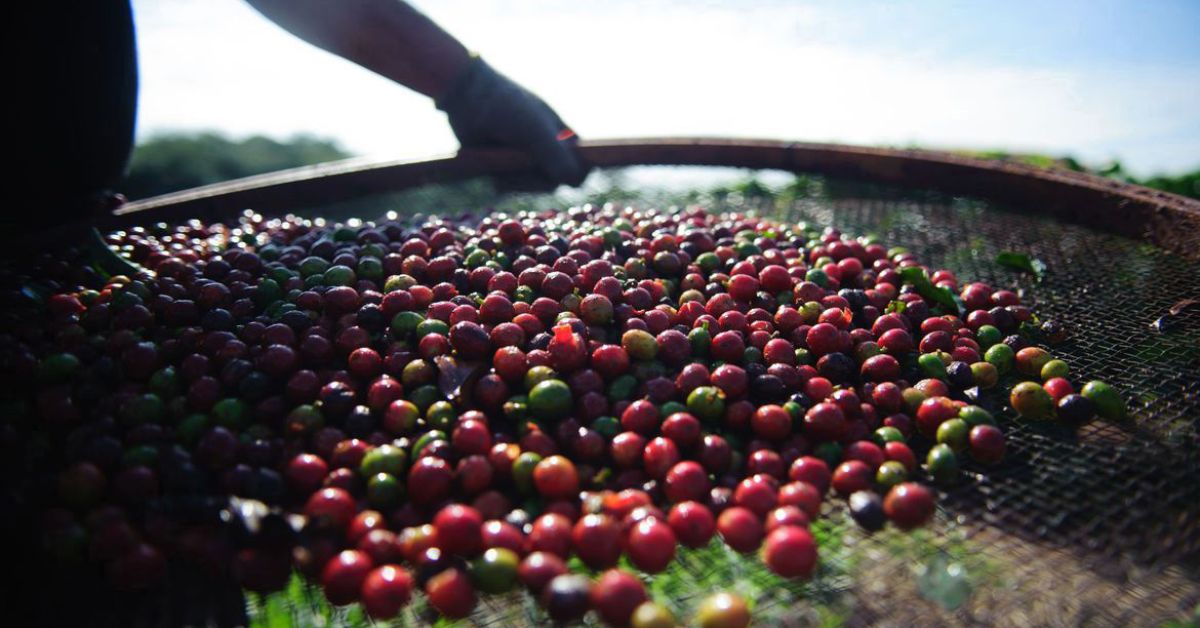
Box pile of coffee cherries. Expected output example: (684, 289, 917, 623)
(4, 203, 1123, 626)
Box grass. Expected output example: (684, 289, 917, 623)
(243, 511, 1014, 627)
(244, 517, 856, 627)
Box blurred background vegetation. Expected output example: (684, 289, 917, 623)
(121, 132, 1200, 205)
(121, 132, 350, 200)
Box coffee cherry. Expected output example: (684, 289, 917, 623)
(762, 526, 817, 578)
(883, 482, 936, 529)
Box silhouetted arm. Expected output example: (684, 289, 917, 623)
(244, 0, 469, 98)
(245, 0, 589, 186)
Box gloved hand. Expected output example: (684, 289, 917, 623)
(437, 56, 589, 188)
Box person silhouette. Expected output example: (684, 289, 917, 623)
(10, 0, 586, 235)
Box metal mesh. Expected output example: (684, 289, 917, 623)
(758, 183, 1200, 626)
(516, 173, 1199, 626)
(272, 171, 1200, 626)
(12, 166, 1200, 626)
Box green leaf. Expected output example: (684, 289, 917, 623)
(995, 251, 1047, 280)
(899, 267, 964, 316)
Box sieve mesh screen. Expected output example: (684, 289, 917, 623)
(274, 170, 1200, 625)
(10, 166, 1200, 626)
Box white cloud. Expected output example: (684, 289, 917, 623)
(132, 0, 1199, 175)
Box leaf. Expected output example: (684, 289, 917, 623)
(899, 267, 964, 316)
(996, 251, 1047, 280)
(885, 300, 906, 314)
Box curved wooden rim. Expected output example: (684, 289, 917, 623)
(111, 137, 1200, 257)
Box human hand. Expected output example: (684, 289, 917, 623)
(437, 57, 589, 188)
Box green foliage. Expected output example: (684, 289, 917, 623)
(246, 517, 857, 627)
(996, 251, 1048, 281)
(1141, 170, 1200, 199)
(900, 266, 965, 316)
(122, 131, 350, 199)
(658, 518, 855, 625)
(961, 150, 1199, 200)
(1160, 603, 1199, 628)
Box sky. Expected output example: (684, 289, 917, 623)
(131, 0, 1200, 177)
